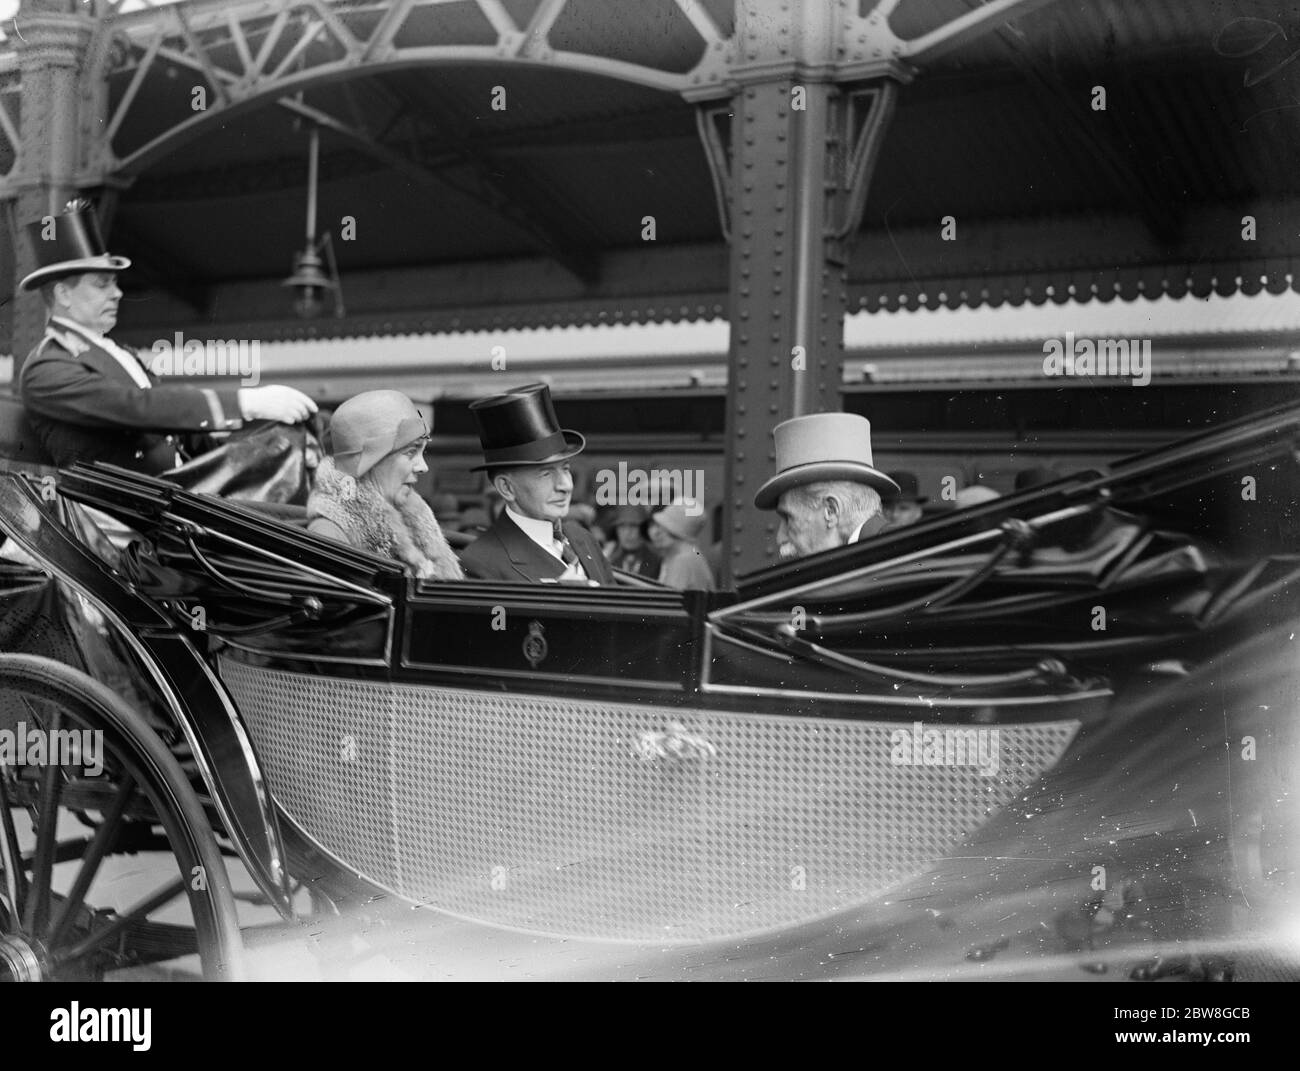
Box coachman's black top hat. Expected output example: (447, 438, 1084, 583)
(20, 199, 131, 291)
(468, 383, 585, 471)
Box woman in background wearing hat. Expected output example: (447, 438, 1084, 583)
(646, 503, 714, 590)
(306, 391, 463, 580)
(604, 505, 661, 579)
(883, 470, 927, 531)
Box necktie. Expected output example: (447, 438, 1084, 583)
(553, 521, 579, 566)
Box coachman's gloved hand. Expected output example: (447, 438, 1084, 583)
(237, 385, 318, 424)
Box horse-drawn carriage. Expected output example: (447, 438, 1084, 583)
(1, 400, 1297, 981)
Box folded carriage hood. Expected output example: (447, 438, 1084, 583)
(712, 399, 1300, 686)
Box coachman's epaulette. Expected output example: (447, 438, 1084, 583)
(37, 324, 91, 359)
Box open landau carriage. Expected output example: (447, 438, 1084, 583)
(1, 402, 1298, 981)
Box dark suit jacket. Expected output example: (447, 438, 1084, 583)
(607, 544, 661, 579)
(460, 511, 616, 585)
(20, 321, 243, 474)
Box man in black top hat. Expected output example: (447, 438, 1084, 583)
(460, 384, 615, 584)
(18, 200, 316, 474)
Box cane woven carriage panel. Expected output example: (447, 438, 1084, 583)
(219, 657, 1079, 942)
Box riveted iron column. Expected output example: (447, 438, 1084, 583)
(6, 0, 97, 368)
(694, 0, 908, 584)
(722, 80, 840, 582)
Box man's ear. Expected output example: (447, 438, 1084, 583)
(492, 473, 515, 503)
(822, 493, 842, 526)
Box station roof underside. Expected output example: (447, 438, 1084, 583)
(3, 0, 1300, 344)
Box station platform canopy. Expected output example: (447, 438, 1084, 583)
(6, 287, 1293, 403)
(4, 0, 1300, 348)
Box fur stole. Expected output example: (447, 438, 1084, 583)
(307, 457, 464, 580)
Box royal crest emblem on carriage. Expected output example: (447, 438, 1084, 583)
(523, 620, 547, 668)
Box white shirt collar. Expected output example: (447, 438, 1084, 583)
(505, 505, 588, 579)
(505, 505, 559, 552)
(51, 316, 110, 346)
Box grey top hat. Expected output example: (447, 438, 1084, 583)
(754, 412, 898, 509)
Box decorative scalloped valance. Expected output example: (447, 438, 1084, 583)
(850, 259, 1300, 313)
(111, 260, 1300, 347)
(117, 295, 732, 347)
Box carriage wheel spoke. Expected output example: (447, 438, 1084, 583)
(0, 773, 28, 924)
(48, 776, 135, 947)
(56, 877, 186, 965)
(22, 702, 65, 935)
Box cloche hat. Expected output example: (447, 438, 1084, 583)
(650, 502, 707, 543)
(330, 391, 430, 479)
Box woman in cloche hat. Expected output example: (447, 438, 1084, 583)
(306, 391, 463, 579)
(646, 502, 714, 590)
(603, 504, 661, 579)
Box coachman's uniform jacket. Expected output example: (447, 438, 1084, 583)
(460, 511, 616, 585)
(20, 320, 243, 474)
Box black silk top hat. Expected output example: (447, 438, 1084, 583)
(20, 199, 131, 291)
(468, 383, 585, 471)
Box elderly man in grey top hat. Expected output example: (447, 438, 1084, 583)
(754, 413, 899, 561)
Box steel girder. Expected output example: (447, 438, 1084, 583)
(0, 0, 1059, 193)
(695, 0, 1062, 579)
(718, 79, 900, 580)
(50, 0, 740, 183)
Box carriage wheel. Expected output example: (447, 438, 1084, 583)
(0, 654, 245, 980)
